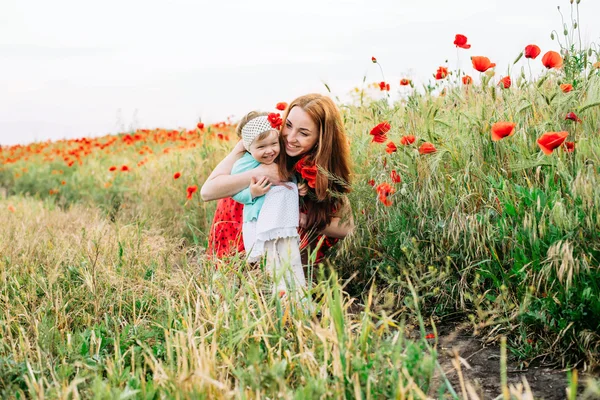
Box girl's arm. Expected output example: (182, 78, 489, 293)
(200, 141, 284, 201)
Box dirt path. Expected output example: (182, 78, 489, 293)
(434, 327, 592, 399)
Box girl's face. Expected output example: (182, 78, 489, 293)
(249, 130, 280, 165)
(281, 106, 318, 158)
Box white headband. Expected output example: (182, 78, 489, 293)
(241, 116, 276, 150)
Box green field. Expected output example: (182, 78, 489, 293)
(2, 5, 600, 398)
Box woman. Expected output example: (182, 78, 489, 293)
(201, 93, 354, 263)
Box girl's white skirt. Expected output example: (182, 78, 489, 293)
(243, 183, 299, 262)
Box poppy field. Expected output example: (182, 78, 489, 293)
(2, 2, 600, 398)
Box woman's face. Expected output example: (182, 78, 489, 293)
(281, 106, 318, 158)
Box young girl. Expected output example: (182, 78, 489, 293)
(230, 111, 307, 296)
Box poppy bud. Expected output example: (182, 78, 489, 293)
(551, 32, 555, 40)
(564, 29, 568, 36)
(573, 22, 577, 29)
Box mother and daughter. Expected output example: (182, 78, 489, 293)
(200, 93, 354, 297)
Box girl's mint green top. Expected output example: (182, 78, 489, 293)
(231, 152, 297, 223)
(231, 152, 264, 222)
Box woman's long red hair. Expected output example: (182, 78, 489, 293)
(277, 94, 352, 232)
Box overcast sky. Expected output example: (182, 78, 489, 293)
(1, 0, 598, 146)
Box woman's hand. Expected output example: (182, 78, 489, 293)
(299, 212, 308, 229)
(254, 163, 284, 185)
(297, 182, 308, 197)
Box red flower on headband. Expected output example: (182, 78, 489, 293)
(267, 113, 282, 129)
(491, 122, 516, 141)
(400, 135, 416, 145)
(295, 156, 318, 189)
(471, 56, 496, 72)
(454, 34, 471, 49)
(400, 78, 411, 86)
(560, 83, 573, 93)
(385, 141, 397, 154)
(186, 185, 198, 200)
(370, 122, 391, 143)
(462, 75, 473, 85)
(276, 102, 288, 111)
(542, 51, 563, 69)
(435, 66, 448, 80)
(524, 44, 541, 59)
(498, 76, 511, 89)
(537, 131, 568, 155)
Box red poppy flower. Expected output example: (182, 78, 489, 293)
(537, 131, 568, 155)
(7, 204, 16, 213)
(276, 102, 288, 111)
(491, 122, 517, 141)
(564, 141, 575, 152)
(419, 142, 437, 154)
(454, 34, 471, 49)
(295, 156, 318, 189)
(541, 51, 563, 69)
(267, 113, 283, 130)
(379, 81, 390, 91)
(560, 83, 573, 93)
(524, 44, 541, 59)
(186, 185, 198, 199)
(400, 135, 416, 145)
(197, 122, 205, 130)
(425, 333, 435, 340)
(462, 75, 473, 85)
(390, 170, 401, 183)
(376, 182, 395, 206)
(400, 78, 411, 86)
(370, 122, 391, 143)
(109, 166, 117, 171)
(61, 180, 66, 185)
(565, 112, 581, 122)
(385, 141, 397, 154)
(368, 179, 375, 187)
(498, 76, 511, 89)
(471, 56, 496, 72)
(121, 165, 129, 172)
(435, 66, 448, 80)
(173, 172, 181, 179)
(371, 56, 377, 63)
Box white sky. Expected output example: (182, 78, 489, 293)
(1, 0, 598, 146)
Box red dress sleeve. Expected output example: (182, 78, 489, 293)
(207, 197, 245, 259)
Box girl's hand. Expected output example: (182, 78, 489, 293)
(297, 182, 308, 197)
(250, 176, 271, 199)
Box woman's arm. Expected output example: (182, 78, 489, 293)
(320, 214, 355, 239)
(299, 211, 355, 239)
(200, 141, 285, 201)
